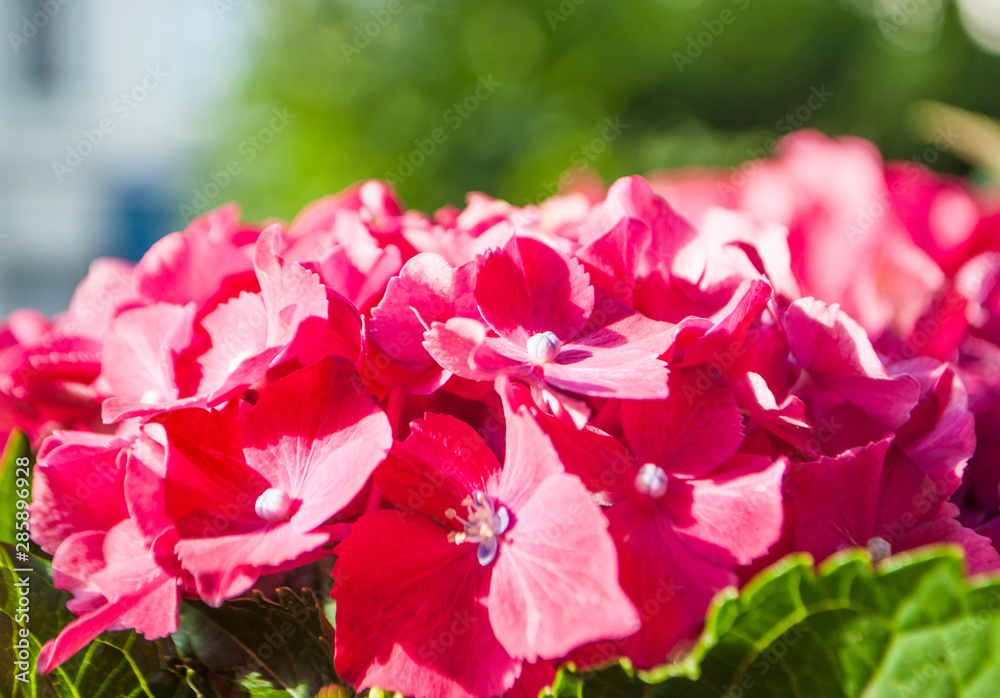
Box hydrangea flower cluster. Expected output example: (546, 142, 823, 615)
(4, 130, 1000, 698)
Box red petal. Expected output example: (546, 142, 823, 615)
(621, 367, 743, 478)
(607, 500, 733, 669)
(489, 473, 639, 661)
(670, 454, 786, 567)
(243, 358, 392, 531)
(376, 412, 502, 519)
(475, 236, 595, 345)
(785, 298, 920, 428)
(333, 510, 519, 698)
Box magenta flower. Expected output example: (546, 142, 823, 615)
(30, 431, 180, 673)
(37, 518, 180, 674)
(366, 251, 478, 392)
(540, 367, 786, 669)
(100, 225, 354, 423)
(125, 357, 391, 606)
(784, 438, 1000, 574)
(784, 297, 920, 429)
(424, 235, 675, 404)
(331, 379, 639, 698)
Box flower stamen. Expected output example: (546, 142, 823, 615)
(446, 490, 509, 565)
(635, 463, 669, 499)
(255, 487, 292, 522)
(526, 331, 562, 365)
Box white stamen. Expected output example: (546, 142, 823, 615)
(446, 489, 509, 566)
(866, 536, 892, 563)
(526, 331, 562, 365)
(635, 463, 669, 499)
(255, 487, 292, 522)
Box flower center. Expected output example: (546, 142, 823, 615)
(255, 487, 292, 522)
(445, 490, 510, 566)
(526, 331, 562, 365)
(866, 536, 892, 563)
(635, 463, 668, 498)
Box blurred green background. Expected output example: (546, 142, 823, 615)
(195, 0, 1000, 219)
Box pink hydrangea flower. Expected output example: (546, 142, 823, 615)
(125, 357, 391, 605)
(424, 235, 675, 409)
(30, 430, 180, 673)
(540, 367, 786, 669)
(331, 379, 638, 698)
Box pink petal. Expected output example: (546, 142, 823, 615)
(489, 473, 640, 661)
(148, 408, 266, 533)
(896, 518, 1000, 575)
(333, 510, 520, 698)
(294, 288, 363, 366)
(175, 523, 333, 606)
(196, 291, 278, 400)
(891, 358, 974, 491)
(39, 521, 178, 674)
(475, 236, 595, 345)
(575, 216, 648, 306)
(424, 317, 497, 381)
(56, 258, 136, 339)
(370, 253, 458, 365)
(37, 588, 155, 674)
(620, 367, 743, 478)
(134, 223, 254, 308)
(505, 661, 556, 698)
(785, 297, 920, 428)
(100, 302, 195, 404)
(91, 519, 178, 636)
(51, 531, 108, 616)
(31, 432, 129, 554)
(496, 379, 566, 511)
(375, 412, 502, 520)
(607, 500, 733, 670)
(785, 439, 891, 561)
(243, 357, 392, 531)
(732, 372, 814, 455)
(254, 225, 329, 352)
(678, 278, 772, 370)
(542, 347, 669, 399)
(314, 234, 403, 311)
(670, 454, 786, 567)
(576, 289, 675, 355)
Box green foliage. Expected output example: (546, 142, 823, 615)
(0, 544, 190, 698)
(544, 547, 1000, 698)
(0, 429, 31, 547)
(172, 587, 341, 697)
(195, 0, 1000, 222)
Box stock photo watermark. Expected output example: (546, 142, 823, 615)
(11, 451, 34, 684)
(527, 116, 628, 203)
(673, 0, 753, 73)
(546, 0, 589, 30)
(7, 0, 73, 53)
(383, 75, 501, 187)
(340, 0, 405, 62)
(180, 106, 295, 221)
(716, 84, 834, 198)
(51, 65, 167, 182)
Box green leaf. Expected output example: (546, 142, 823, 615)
(0, 543, 191, 698)
(239, 673, 291, 698)
(0, 429, 31, 547)
(546, 547, 1000, 698)
(173, 587, 339, 698)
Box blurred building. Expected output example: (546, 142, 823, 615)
(0, 0, 256, 316)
